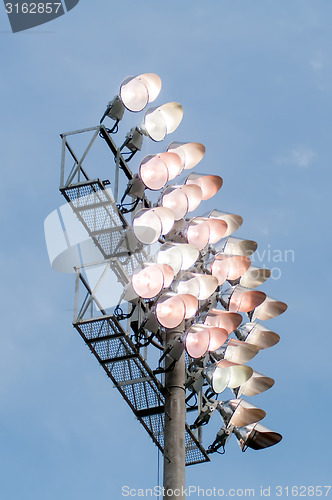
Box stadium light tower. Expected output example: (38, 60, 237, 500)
(44, 73, 287, 499)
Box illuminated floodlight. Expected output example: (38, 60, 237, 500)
(236, 370, 275, 397)
(208, 210, 243, 238)
(220, 285, 266, 313)
(251, 296, 288, 321)
(133, 207, 174, 244)
(176, 272, 219, 301)
(101, 73, 162, 122)
(161, 184, 202, 220)
(218, 399, 266, 428)
(185, 173, 223, 200)
(155, 292, 198, 328)
(184, 325, 228, 358)
(233, 423, 282, 451)
(212, 339, 259, 364)
(235, 322, 280, 350)
(211, 254, 251, 285)
(142, 102, 184, 142)
(139, 152, 182, 190)
(131, 263, 174, 299)
(204, 309, 242, 334)
(204, 359, 253, 394)
(156, 242, 199, 274)
(167, 142, 206, 170)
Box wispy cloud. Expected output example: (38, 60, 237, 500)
(276, 147, 316, 168)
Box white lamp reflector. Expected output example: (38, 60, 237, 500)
(239, 266, 271, 289)
(185, 173, 223, 200)
(234, 423, 282, 451)
(219, 399, 266, 428)
(237, 370, 275, 397)
(208, 210, 243, 237)
(252, 296, 288, 321)
(211, 255, 251, 285)
(139, 155, 169, 190)
(143, 102, 183, 142)
(167, 142, 206, 170)
(204, 309, 242, 334)
(235, 322, 280, 350)
(133, 207, 174, 244)
(132, 263, 165, 299)
(120, 73, 161, 112)
(155, 294, 186, 329)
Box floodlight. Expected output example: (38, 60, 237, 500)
(235, 322, 280, 350)
(156, 243, 199, 274)
(208, 210, 243, 237)
(101, 73, 161, 123)
(213, 339, 259, 364)
(236, 370, 275, 397)
(251, 296, 288, 321)
(120, 73, 162, 112)
(220, 285, 266, 313)
(139, 152, 183, 191)
(214, 236, 257, 257)
(155, 293, 197, 328)
(194, 217, 228, 244)
(218, 399, 266, 428)
(176, 273, 219, 301)
(204, 309, 242, 334)
(167, 142, 206, 170)
(211, 254, 251, 285)
(185, 219, 211, 250)
(131, 263, 174, 299)
(185, 173, 223, 200)
(142, 102, 184, 142)
(161, 184, 202, 220)
(184, 325, 228, 358)
(204, 359, 253, 394)
(233, 423, 282, 451)
(234, 266, 271, 289)
(133, 207, 175, 244)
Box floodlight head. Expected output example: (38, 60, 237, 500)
(176, 272, 218, 301)
(120, 73, 162, 112)
(132, 263, 165, 299)
(213, 339, 259, 364)
(161, 184, 202, 220)
(236, 370, 275, 397)
(204, 360, 253, 394)
(185, 173, 223, 200)
(218, 399, 266, 428)
(167, 142, 206, 170)
(220, 285, 266, 313)
(234, 423, 282, 451)
(155, 294, 186, 329)
(235, 322, 280, 350)
(204, 309, 242, 334)
(156, 242, 199, 274)
(234, 266, 271, 289)
(251, 296, 288, 321)
(139, 155, 169, 191)
(214, 236, 257, 257)
(186, 219, 210, 250)
(133, 207, 174, 244)
(208, 210, 243, 238)
(180, 294, 199, 319)
(195, 217, 228, 244)
(211, 254, 251, 285)
(142, 102, 183, 142)
(184, 325, 228, 358)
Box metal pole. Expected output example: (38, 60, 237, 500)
(163, 331, 186, 499)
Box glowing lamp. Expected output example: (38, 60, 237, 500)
(204, 309, 242, 334)
(218, 399, 266, 428)
(185, 173, 223, 200)
(234, 423, 282, 451)
(176, 272, 219, 301)
(220, 285, 266, 313)
(155, 293, 197, 328)
(131, 263, 174, 299)
(211, 254, 251, 285)
(161, 184, 202, 220)
(156, 243, 199, 274)
(184, 325, 228, 358)
(167, 142, 206, 170)
(208, 210, 243, 237)
(235, 322, 280, 350)
(120, 73, 162, 112)
(205, 360, 253, 394)
(133, 207, 174, 244)
(143, 102, 183, 142)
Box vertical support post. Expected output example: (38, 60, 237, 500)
(114, 148, 120, 203)
(163, 331, 186, 499)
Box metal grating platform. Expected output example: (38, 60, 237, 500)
(74, 315, 209, 466)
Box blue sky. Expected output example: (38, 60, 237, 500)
(1, 1, 332, 498)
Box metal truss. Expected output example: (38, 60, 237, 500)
(59, 126, 210, 466)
